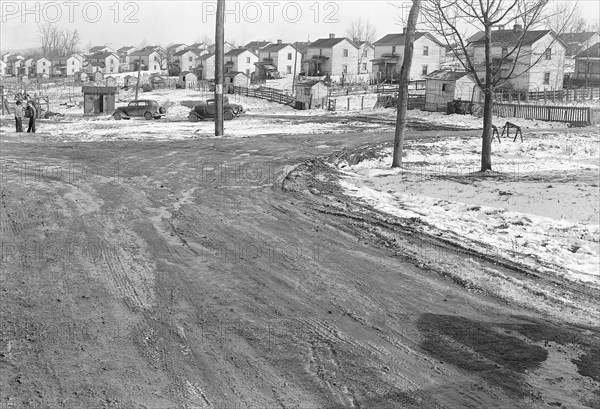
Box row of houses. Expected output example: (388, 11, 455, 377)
(1, 30, 598, 90)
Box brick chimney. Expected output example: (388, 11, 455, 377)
(329, 33, 335, 39)
(277, 39, 282, 44)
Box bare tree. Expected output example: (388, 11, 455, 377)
(346, 18, 377, 76)
(200, 34, 214, 46)
(392, 0, 422, 168)
(38, 24, 80, 56)
(421, 0, 552, 171)
(346, 18, 378, 43)
(542, 1, 586, 34)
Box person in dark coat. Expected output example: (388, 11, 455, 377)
(26, 101, 36, 133)
(14, 100, 24, 132)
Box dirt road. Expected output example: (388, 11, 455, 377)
(1, 126, 598, 408)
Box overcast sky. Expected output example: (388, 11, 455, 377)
(1, 0, 599, 52)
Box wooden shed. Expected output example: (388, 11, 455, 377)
(81, 86, 117, 115)
(74, 71, 88, 82)
(124, 75, 137, 87)
(91, 70, 104, 82)
(179, 71, 198, 88)
(424, 70, 481, 112)
(224, 71, 249, 93)
(294, 80, 328, 108)
(105, 76, 117, 87)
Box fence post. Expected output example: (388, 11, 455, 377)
(361, 96, 364, 110)
(347, 97, 350, 110)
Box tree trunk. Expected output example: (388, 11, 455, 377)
(481, 23, 493, 172)
(392, 0, 422, 168)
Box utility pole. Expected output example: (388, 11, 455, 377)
(134, 57, 141, 100)
(214, 0, 225, 136)
(292, 41, 298, 97)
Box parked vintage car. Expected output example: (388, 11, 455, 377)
(113, 100, 166, 120)
(187, 97, 244, 122)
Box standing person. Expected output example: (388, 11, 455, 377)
(14, 100, 24, 132)
(26, 100, 36, 133)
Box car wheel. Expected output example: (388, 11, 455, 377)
(188, 114, 199, 122)
(114, 111, 122, 120)
(144, 112, 153, 120)
(223, 110, 234, 121)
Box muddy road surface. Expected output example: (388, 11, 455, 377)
(1, 128, 598, 409)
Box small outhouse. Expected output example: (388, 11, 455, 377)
(294, 80, 328, 108)
(82, 86, 117, 115)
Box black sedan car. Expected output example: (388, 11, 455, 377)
(113, 100, 166, 120)
(188, 97, 244, 122)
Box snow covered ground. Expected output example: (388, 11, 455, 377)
(335, 131, 600, 291)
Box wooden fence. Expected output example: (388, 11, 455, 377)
(232, 85, 296, 107)
(492, 102, 600, 125)
(494, 87, 600, 103)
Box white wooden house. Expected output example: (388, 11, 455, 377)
(574, 43, 600, 81)
(117, 46, 138, 71)
(129, 49, 165, 72)
(167, 43, 189, 57)
(303, 34, 360, 77)
(35, 57, 52, 77)
(424, 70, 481, 112)
(50, 55, 81, 76)
(224, 48, 259, 77)
(179, 71, 198, 88)
(355, 41, 374, 74)
(256, 40, 302, 80)
(87, 51, 120, 74)
(372, 31, 444, 81)
(173, 49, 199, 72)
(225, 71, 249, 92)
(469, 26, 567, 91)
(197, 53, 215, 80)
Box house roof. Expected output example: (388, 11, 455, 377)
(575, 43, 600, 59)
(173, 49, 197, 57)
(89, 51, 117, 59)
(117, 46, 136, 52)
(168, 43, 187, 49)
(296, 79, 325, 87)
(130, 49, 158, 57)
(245, 41, 271, 49)
(469, 29, 561, 46)
(225, 48, 257, 57)
(294, 42, 310, 52)
(198, 52, 215, 60)
(261, 43, 297, 53)
(424, 69, 472, 81)
(225, 71, 248, 77)
(374, 32, 442, 46)
(180, 71, 197, 76)
(90, 45, 110, 52)
(187, 42, 206, 49)
(559, 32, 598, 44)
(308, 37, 358, 49)
(91, 62, 106, 68)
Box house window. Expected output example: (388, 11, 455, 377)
(543, 72, 550, 84)
(343, 49, 349, 57)
(545, 48, 552, 60)
(342, 65, 348, 73)
(189, 56, 193, 62)
(442, 83, 447, 91)
(362, 63, 367, 70)
(72, 61, 75, 65)
(110, 67, 114, 73)
(304, 88, 311, 96)
(423, 46, 429, 56)
(286, 65, 292, 74)
(43, 61, 46, 66)
(154, 56, 158, 61)
(287, 53, 292, 60)
(392, 46, 396, 54)
(422, 65, 428, 75)
(246, 57, 250, 63)
(363, 49, 368, 56)
(246, 68, 250, 75)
